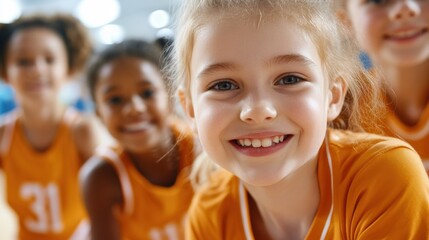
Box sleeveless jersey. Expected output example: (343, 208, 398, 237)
(0, 109, 89, 240)
(97, 123, 195, 240)
(186, 129, 429, 239)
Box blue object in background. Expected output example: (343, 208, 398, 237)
(359, 52, 373, 70)
(72, 98, 94, 113)
(0, 83, 16, 114)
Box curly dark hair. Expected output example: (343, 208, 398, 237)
(86, 39, 164, 102)
(0, 13, 93, 78)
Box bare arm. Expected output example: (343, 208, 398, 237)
(79, 156, 123, 240)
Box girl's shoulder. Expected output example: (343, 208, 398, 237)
(66, 109, 102, 161)
(328, 128, 415, 155)
(193, 170, 239, 208)
(79, 151, 123, 213)
(327, 129, 426, 188)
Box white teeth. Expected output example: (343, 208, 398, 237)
(273, 136, 279, 143)
(261, 138, 272, 147)
(123, 122, 150, 131)
(391, 29, 421, 38)
(252, 139, 261, 147)
(237, 135, 286, 148)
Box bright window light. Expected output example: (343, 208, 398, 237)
(97, 24, 124, 45)
(149, 10, 169, 29)
(0, 0, 21, 23)
(75, 0, 120, 28)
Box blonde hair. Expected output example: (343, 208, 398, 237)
(167, 0, 385, 189)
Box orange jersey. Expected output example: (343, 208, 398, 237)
(383, 105, 429, 174)
(186, 129, 429, 240)
(97, 123, 196, 240)
(0, 109, 89, 240)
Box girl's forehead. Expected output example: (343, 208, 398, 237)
(98, 57, 165, 87)
(8, 27, 64, 53)
(190, 16, 324, 78)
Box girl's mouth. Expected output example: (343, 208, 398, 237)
(230, 134, 294, 157)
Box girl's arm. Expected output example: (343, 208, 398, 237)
(79, 156, 123, 240)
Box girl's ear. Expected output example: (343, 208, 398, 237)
(178, 87, 195, 119)
(178, 87, 198, 134)
(328, 76, 347, 121)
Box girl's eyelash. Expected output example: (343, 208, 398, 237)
(275, 74, 306, 85)
(207, 80, 239, 91)
(365, 0, 387, 4)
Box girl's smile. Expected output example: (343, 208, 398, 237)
(230, 133, 293, 157)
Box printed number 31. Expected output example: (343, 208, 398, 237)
(21, 183, 63, 233)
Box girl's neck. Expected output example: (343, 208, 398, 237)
(244, 156, 319, 240)
(379, 61, 429, 126)
(19, 101, 64, 126)
(17, 101, 65, 151)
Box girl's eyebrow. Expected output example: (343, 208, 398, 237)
(197, 62, 238, 79)
(268, 54, 316, 66)
(197, 54, 316, 79)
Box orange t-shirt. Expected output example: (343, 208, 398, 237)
(0, 109, 89, 240)
(186, 129, 429, 240)
(97, 124, 196, 240)
(383, 104, 429, 174)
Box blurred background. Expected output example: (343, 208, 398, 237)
(0, 0, 180, 114)
(1, 0, 180, 45)
(0, 1, 180, 238)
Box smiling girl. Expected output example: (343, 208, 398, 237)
(337, 0, 429, 174)
(0, 14, 99, 240)
(80, 39, 199, 240)
(170, 0, 429, 239)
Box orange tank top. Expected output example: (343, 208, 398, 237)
(0, 109, 89, 240)
(97, 123, 196, 240)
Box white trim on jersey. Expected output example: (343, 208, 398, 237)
(239, 182, 253, 240)
(238, 138, 334, 240)
(0, 110, 17, 156)
(387, 117, 429, 141)
(69, 219, 90, 240)
(320, 138, 334, 240)
(423, 159, 429, 171)
(96, 147, 134, 215)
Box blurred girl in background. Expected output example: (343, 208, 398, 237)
(0, 13, 100, 240)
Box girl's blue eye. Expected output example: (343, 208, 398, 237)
(275, 75, 302, 85)
(209, 80, 238, 91)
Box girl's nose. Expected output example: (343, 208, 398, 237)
(240, 96, 277, 124)
(389, 1, 421, 20)
(28, 58, 47, 76)
(126, 95, 147, 114)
